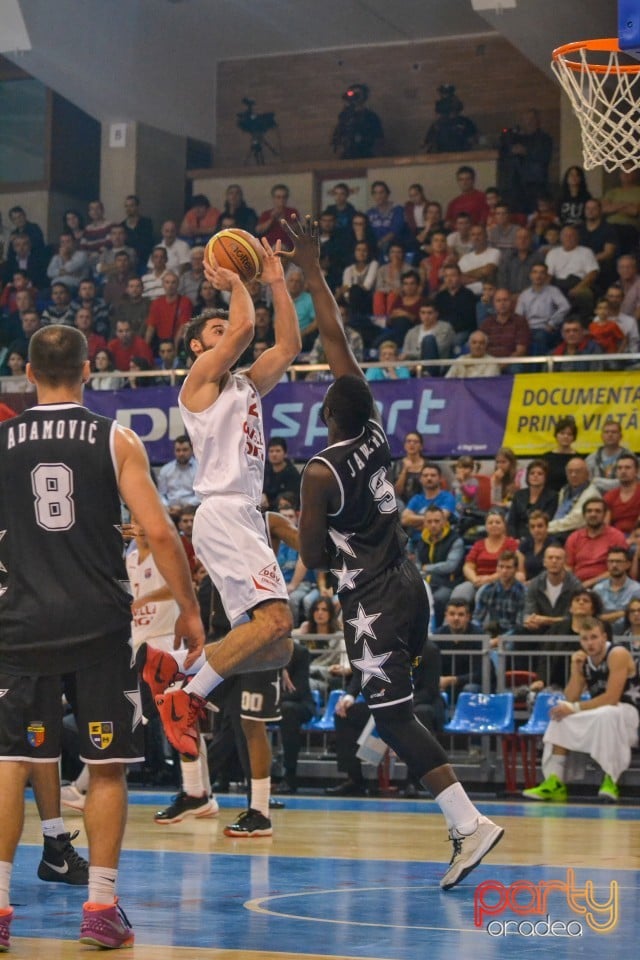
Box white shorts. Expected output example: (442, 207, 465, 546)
(193, 496, 289, 626)
(543, 702, 639, 782)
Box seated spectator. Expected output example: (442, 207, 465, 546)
(47, 232, 90, 291)
(8, 204, 45, 252)
(89, 348, 120, 390)
(178, 246, 206, 305)
(451, 455, 482, 518)
(217, 184, 258, 234)
(0, 269, 34, 315)
(142, 246, 169, 300)
(548, 458, 602, 538)
(559, 165, 591, 227)
(517, 510, 557, 582)
(593, 547, 640, 627)
(507, 460, 558, 539)
(403, 183, 428, 243)
(473, 549, 525, 638)
(0, 348, 34, 394)
(112, 276, 150, 338)
(373, 242, 413, 317)
(551, 315, 603, 371)
(286, 268, 317, 352)
(540, 415, 581, 494)
(445, 165, 489, 227)
(480, 289, 530, 366)
(256, 183, 300, 247)
(152, 220, 191, 274)
(476, 280, 496, 327)
(488, 203, 520, 255)
(490, 446, 522, 508)
(366, 180, 405, 257)
(74, 306, 107, 362)
(586, 419, 633, 493)
(293, 597, 346, 693)
(434, 600, 484, 693)
(400, 302, 454, 369)
(3, 303, 40, 361)
(416, 505, 465, 626)
(580, 198, 618, 292)
(616, 253, 640, 322)
(401, 462, 457, 548)
(157, 434, 200, 516)
(101, 251, 135, 310)
(378, 269, 426, 348)
(2, 234, 48, 289)
(317, 209, 351, 291)
(418, 230, 452, 294)
(145, 271, 193, 350)
(604, 283, 639, 354)
(94, 223, 137, 280)
(445, 329, 501, 378)
(565, 497, 628, 586)
(127, 356, 157, 388)
(80, 200, 114, 265)
(527, 194, 559, 247)
(515, 263, 570, 355)
(366, 340, 411, 381)
(458, 225, 501, 296)
(450, 508, 519, 606)
(194, 277, 223, 316)
(155, 339, 181, 374)
(604, 453, 640, 533)
(523, 543, 582, 634)
(545, 224, 599, 320)
(337, 241, 379, 325)
(307, 298, 363, 369)
(434, 264, 478, 350)
(121, 194, 154, 264)
(70, 278, 110, 339)
(326, 182, 357, 232)
(274, 640, 316, 795)
(522, 617, 639, 803)
(179, 194, 220, 244)
(263, 437, 301, 510)
(41, 282, 75, 327)
(589, 297, 626, 356)
(446, 212, 473, 259)
(614, 600, 640, 660)
(602, 169, 640, 254)
(390, 431, 428, 509)
(107, 318, 154, 372)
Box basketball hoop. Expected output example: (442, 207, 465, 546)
(551, 38, 640, 172)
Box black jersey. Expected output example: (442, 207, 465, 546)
(584, 642, 640, 713)
(309, 418, 406, 594)
(0, 403, 131, 675)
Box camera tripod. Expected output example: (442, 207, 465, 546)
(246, 132, 279, 165)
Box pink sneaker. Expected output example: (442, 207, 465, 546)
(0, 907, 13, 952)
(79, 899, 134, 949)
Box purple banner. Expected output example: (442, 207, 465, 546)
(81, 377, 512, 464)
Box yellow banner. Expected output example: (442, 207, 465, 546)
(503, 372, 640, 455)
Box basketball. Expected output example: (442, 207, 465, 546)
(204, 229, 263, 281)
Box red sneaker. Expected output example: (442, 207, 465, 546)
(141, 644, 179, 700)
(155, 688, 206, 758)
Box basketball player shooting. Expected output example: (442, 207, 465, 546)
(280, 216, 504, 890)
(153, 237, 301, 758)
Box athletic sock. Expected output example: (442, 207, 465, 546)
(183, 662, 224, 698)
(542, 753, 567, 782)
(41, 817, 66, 839)
(198, 734, 211, 794)
(88, 866, 117, 905)
(435, 782, 481, 836)
(172, 649, 207, 675)
(251, 778, 270, 817)
(74, 764, 90, 793)
(0, 862, 12, 910)
(181, 756, 205, 798)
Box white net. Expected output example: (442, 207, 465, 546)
(552, 45, 640, 172)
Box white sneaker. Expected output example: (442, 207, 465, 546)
(440, 815, 504, 890)
(60, 782, 86, 812)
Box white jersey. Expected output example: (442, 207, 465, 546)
(126, 544, 179, 649)
(179, 372, 265, 502)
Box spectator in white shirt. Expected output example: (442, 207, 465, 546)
(458, 225, 501, 296)
(545, 225, 599, 321)
(157, 435, 200, 517)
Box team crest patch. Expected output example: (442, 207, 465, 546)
(27, 722, 45, 748)
(89, 721, 113, 750)
(252, 562, 280, 593)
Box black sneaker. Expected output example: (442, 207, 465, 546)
(37, 831, 88, 885)
(154, 791, 218, 824)
(223, 808, 272, 837)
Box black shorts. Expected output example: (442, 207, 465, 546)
(238, 669, 282, 722)
(0, 631, 144, 763)
(340, 559, 429, 711)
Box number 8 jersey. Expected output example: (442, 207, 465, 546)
(307, 418, 407, 595)
(0, 403, 132, 675)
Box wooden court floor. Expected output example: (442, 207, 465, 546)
(8, 790, 640, 958)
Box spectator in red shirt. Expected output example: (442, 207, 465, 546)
(256, 183, 299, 247)
(480, 288, 530, 365)
(445, 165, 489, 228)
(604, 454, 640, 534)
(145, 271, 193, 350)
(108, 318, 154, 371)
(565, 497, 628, 586)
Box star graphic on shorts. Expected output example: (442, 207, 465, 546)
(331, 561, 363, 592)
(351, 641, 391, 689)
(124, 689, 143, 732)
(346, 604, 382, 643)
(328, 528, 356, 558)
(0, 530, 6, 574)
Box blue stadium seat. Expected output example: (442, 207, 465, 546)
(519, 692, 564, 736)
(444, 692, 515, 735)
(308, 688, 343, 732)
(302, 688, 325, 731)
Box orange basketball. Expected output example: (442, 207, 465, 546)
(204, 228, 263, 281)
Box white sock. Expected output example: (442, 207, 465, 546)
(198, 734, 211, 794)
(74, 765, 90, 793)
(42, 817, 66, 839)
(172, 649, 207, 675)
(181, 756, 205, 798)
(435, 783, 480, 836)
(184, 662, 224, 699)
(542, 753, 566, 782)
(0, 862, 12, 910)
(88, 866, 118, 905)
(251, 778, 270, 817)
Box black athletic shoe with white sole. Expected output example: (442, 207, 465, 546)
(37, 831, 88, 885)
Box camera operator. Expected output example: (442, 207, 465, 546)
(424, 85, 477, 155)
(498, 108, 553, 214)
(331, 84, 384, 160)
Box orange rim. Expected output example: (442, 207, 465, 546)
(552, 37, 640, 74)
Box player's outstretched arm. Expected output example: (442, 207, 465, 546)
(115, 426, 205, 659)
(298, 461, 334, 570)
(281, 216, 363, 382)
(248, 238, 301, 396)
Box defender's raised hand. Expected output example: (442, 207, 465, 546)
(279, 215, 321, 274)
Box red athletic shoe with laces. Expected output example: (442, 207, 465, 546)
(155, 688, 206, 758)
(141, 644, 179, 700)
